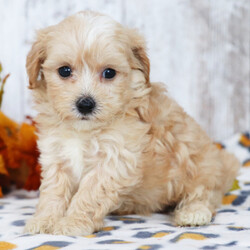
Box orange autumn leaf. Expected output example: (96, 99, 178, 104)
(0, 111, 41, 197)
(17, 122, 39, 172)
(24, 163, 41, 191)
(0, 111, 21, 169)
(0, 111, 18, 130)
(0, 155, 8, 175)
(18, 123, 37, 152)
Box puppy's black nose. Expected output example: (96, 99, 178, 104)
(76, 96, 96, 115)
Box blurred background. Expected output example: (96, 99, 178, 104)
(0, 0, 249, 140)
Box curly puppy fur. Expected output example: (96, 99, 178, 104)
(24, 11, 240, 236)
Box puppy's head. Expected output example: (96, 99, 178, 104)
(27, 11, 150, 130)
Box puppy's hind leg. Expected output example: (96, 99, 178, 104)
(174, 145, 240, 227)
(174, 187, 222, 226)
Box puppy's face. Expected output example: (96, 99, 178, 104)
(27, 11, 150, 130)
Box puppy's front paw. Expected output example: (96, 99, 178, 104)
(24, 215, 59, 234)
(174, 204, 212, 226)
(53, 216, 101, 236)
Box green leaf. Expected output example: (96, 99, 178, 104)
(2, 73, 10, 85)
(0, 73, 10, 109)
(230, 179, 240, 191)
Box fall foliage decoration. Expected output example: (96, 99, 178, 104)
(0, 63, 41, 197)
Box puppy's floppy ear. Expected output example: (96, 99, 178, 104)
(26, 29, 48, 89)
(127, 29, 150, 84)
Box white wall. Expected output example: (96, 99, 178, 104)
(0, 0, 249, 140)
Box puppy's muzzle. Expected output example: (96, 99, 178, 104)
(76, 96, 96, 115)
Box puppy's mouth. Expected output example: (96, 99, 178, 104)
(72, 110, 94, 121)
(81, 116, 90, 121)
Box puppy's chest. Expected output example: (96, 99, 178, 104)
(58, 129, 144, 178)
(60, 134, 103, 176)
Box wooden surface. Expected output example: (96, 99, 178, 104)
(0, 0, 249, 140)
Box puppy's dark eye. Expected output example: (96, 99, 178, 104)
(58, 66, 72, 78)
(102, 68, 116, 79)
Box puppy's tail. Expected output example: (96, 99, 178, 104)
(219, 148, 241, 193)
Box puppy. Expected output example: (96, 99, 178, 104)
(24, 11, 240, 236)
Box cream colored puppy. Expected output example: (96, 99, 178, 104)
(25, 11, 240, 236)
